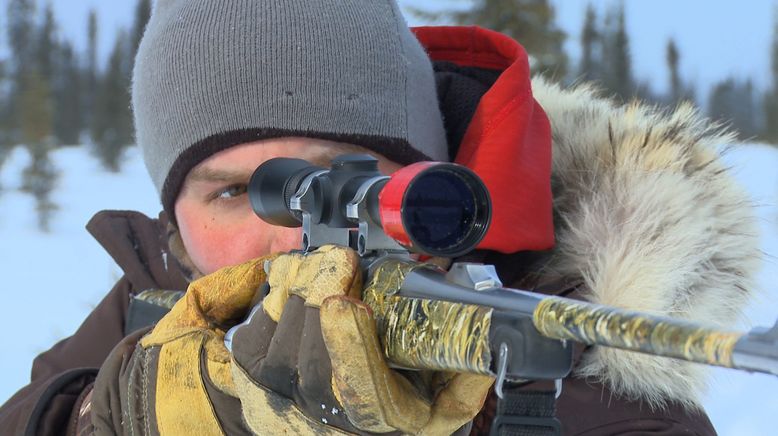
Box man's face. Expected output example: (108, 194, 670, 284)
(174, 137, 403, 275)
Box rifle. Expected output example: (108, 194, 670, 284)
(247, 154, 778, 399)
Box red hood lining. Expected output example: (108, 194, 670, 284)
(412, 26, 524, 71)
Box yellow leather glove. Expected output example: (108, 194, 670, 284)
(229, 245, 494, 435)
(130, 245, 491, 435)
(135, 252, 280, 435)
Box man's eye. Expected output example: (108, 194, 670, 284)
(215, 184, 248, 199)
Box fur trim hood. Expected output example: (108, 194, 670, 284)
(531, 77, 761, 409)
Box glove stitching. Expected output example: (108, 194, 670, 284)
(127, 349, 137, 436)
(143, 348, 152, 436)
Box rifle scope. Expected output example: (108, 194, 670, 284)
(248, 154, 491, 257)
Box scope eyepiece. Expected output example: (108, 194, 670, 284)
(248, 158, 323, 227)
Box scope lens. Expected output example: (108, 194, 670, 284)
(402, 166, 490, 257)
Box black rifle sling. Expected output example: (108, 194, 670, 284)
(490, 389, 561, 436)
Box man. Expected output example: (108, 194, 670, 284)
(0, 0, 760, 434)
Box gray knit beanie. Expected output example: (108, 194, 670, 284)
(132, 0, 448, 217)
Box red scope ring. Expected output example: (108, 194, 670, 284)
(378, 161, 491, 256)
(378, 162, 438, 249)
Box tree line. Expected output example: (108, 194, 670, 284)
(415, 0, 778, 144)
(0, 0, 150, 230)
(1, 0, 150, 166)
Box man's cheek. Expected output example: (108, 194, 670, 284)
(189, 228, 241, 274)
(270, 228, 303, 253)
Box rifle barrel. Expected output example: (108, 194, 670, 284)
(532, 296, 743, 369)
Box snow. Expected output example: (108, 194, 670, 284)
(0, 145, 159, 404)
(0, 143, 777, 434)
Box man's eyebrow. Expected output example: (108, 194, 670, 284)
(186, 166, 252, 183)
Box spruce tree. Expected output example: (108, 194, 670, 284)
(410, 0, 569, 80)
(0, 59, 9, 147)
(53, 42, 82, 144)
(20, 141, 59, 232)
(0, 12, 10, 148)
(666, 38, 680, 103)
(5, 0, 60, 229)
(18, 68, 59, 231)
(19, 70, 53, 147)
(764, 7, 778, 144)
(31, 2, 56, 145)
(708, 77, 758, 140)
(0, 9, 12, 159)
(92, 31, 133, 171)
(7, 0, 36, 73)
(84, 9, 98, 140)
(6, 0, 38, 143)
(601, 2, 633, 101)
(90, 0, 153, 170)
(87, 10, 98, 79)
(125, 0, 153, 107)
(36, 3, 56, 80)
(662, 39, 695, 106)
(579, 3, 600, 83)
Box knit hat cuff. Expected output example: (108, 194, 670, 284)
(162, 128, 432, 224)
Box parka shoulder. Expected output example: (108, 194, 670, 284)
(87, 210, 189, 293)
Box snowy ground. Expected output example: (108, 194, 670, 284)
(0, 146, 160, 401)
(0, 144, 776, 434)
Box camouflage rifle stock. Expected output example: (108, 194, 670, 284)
(249, 154, 778, 392)
(360, 256, 778, 385)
